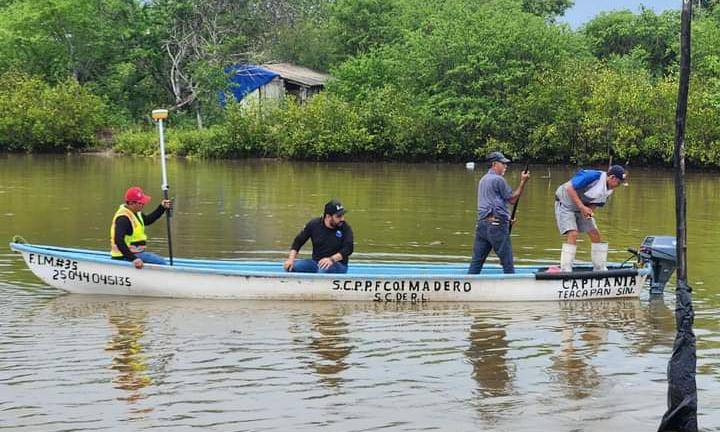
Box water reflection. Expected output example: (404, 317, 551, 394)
(549, 326, 604, 399)
(465, 313, 515, 423)
(105, 311, 153, 405)
(307, 306, 354, 388)
(548, 299, 676, 399)
(557, 298, 676, 353)
(639, 296, 677, 353)
(26, 292, 706, 430)
(46, 296, 159, 415)
(466, 316, 513, 397)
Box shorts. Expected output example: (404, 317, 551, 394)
(555, 200, 597, 234)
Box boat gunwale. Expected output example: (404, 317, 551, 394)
(10, 242, 544, 280)
(10, 242, 648, 281)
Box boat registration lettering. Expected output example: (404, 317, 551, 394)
(374, 292, 428, 303)
(558, 275, 638, 299)
(28, 253, 78, 271)
(51, 269, 132, 286)
(332, 279, 472, 302)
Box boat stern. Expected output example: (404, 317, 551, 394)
(638, 235, 678, 295)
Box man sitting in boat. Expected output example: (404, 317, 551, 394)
(110, 186, 173, 269)
(555, 165, 627, 272)
(468, 151, 529, 274)
(283, 200, 354, 274)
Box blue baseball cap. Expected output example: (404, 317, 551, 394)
(486, 151, 511, 163)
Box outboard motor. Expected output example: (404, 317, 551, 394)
(638, 236, 677, 294)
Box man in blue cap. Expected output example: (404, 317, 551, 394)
(554, 165, 627, 272)
(468, 151, 530, 274)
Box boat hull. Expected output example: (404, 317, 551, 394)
(10, 243, 648, 302)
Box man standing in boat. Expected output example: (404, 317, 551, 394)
(110, 186, 173, 269)
(284, 200, 354, 274)
(468, 151, 529, 274)
(555, 165, 627, 272)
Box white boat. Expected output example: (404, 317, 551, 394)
(9, 236, 677, 302)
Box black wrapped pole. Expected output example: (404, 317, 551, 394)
(508, 161, 529, 235)
(658, 1, 697, 430)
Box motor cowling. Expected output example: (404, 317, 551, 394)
(639, 236, 677, 294)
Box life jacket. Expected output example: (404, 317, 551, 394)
(110, 205, 147, 257)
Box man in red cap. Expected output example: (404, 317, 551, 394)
(110, 186, 173, 269)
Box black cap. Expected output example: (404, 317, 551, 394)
(608, 165, 626, 180)
(324, 200, 346, 216)
(486, 151, 511, 163)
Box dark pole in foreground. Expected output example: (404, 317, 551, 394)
(152, 109, 174, 266)
(508, 161, 529, 235)
(658, 1, 697, 430)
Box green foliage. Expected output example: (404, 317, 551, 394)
(0, 0, 161, 120)
(113, 96, 373, 161)
(354, 85, 440, 160)
(0, 71, 106, 151)
(329, 0, 585, 159)
(582, 8, 680, 76)
(170, 127, 226, 157)
(113, 127, 230, 158)
(521, 0, 574, 20)
(685, 82, 720, 166)
(699, 0, 720, 11)
(271, 21, 338, 72)
(691, 13, 720, 80)
(515, 60, 677, 165)
(513, 59, 596, 163)
(327, 0, 403, 58)
(271, 0, 412, 72)
(113, 128, 158, 156)
(2, 0, 720, 167)
(114, 126, 229, 157)
(272, 94, 373, 160)
(580, 67, 675, 164)
(219, 102, 279, 158)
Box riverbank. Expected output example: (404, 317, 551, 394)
(4, 146, 719, 172)
(1, 70, 719, 166)
(2, 71, 719, 167)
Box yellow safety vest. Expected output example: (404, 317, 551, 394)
(110, 205, 148, 257)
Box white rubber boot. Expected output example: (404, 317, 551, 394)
(560, 243, 576, 272)
(591, 242, 608, 271)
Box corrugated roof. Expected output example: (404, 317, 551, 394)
(261, 63, 329, 87)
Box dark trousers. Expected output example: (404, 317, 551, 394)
(292, 259, 348, 274)
(468, 219, 515, 274)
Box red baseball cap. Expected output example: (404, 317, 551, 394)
(124, 186, 151, 204)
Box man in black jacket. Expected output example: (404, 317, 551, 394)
(283, 200, 354, 274)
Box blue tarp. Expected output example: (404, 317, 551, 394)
(220, 65, 279, 105)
